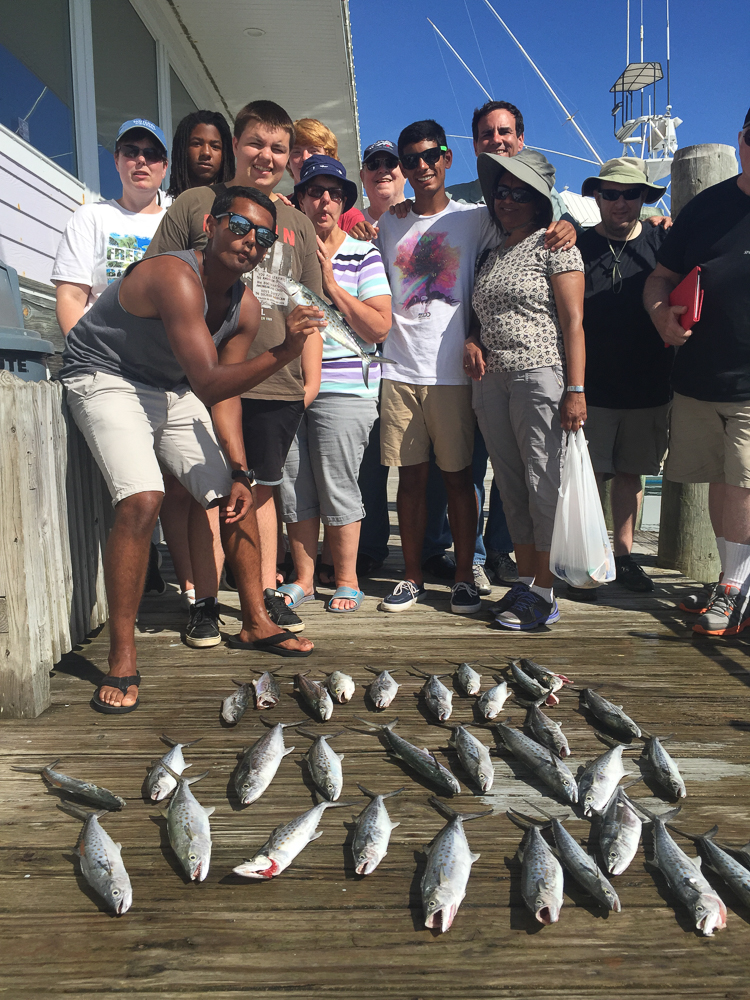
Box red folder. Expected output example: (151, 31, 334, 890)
(669, 265, 703, 331)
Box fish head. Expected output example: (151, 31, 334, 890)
(582, 790, 597, 816)
(233, 854, 278, 879)
(554, 768, 578, 805)
(477, 768, 494, 792)
(149, 772, 176, 801)
(184, 835, 211, 882)
(317, 697, 334, 722)
(239, 777, 263, 806)
(278, 276, 305, 303)
(598, 883, 621, 912)
(533, 882, 562, 925)
(692, 893, 727, 936)
(105, 876, 133, 916)
(354, 848, 381, 876)
(607, 848, 625, 876)
(424, 889, 458, 933)
(325, 779, 339, 799)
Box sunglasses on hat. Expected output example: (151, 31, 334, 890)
(214, 213, 278, 248)
(399, 145, 447, 171)
(598, 187, 644, 202)
(365, 155, 400, 172)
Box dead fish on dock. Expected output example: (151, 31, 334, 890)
(146, 735, 202, 801)
(221, 681, 253, 724)
(453, 661, 482, 697)
(638, 731, 686, 800)
(161, 763, 214, 882)
(421, 797, 491, 933)
(578, 688, 641, 740)
(294, 672, 334, 721)
(252, 669, 283, 710)
(364, 666, 400, 709)
(12, 759, 126, 811)
(491, 721, 578, 804)
(233, 799, 354, 879)
(59, 803, 132, 915)
(507, 660, 559, 707)
(476, 676, 510, 720)
(325, 670, 356, 704)
(507, 809, 564, 925)
(299, 730, 345, 801)
(234, 720, 302, 806)
(520, 659, 572, 696)
(447, 725, 494, 793)
(351, 717, 461, 795)
(518, 697, 570, 759)
(598, 782, 643, 875)
(411, 668, 453, 722)
(352, 785, 404, 875)
(578, 741, 635, 818)
(667, 823, 750, 909)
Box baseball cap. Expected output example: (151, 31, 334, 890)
(362, 140, 398, 163)
(295, 154, 358, 212)
(115, 118, 168, 155)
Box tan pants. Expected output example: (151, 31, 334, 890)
(379, 379, 475, 472)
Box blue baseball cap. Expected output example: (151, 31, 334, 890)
(115, 118, 168, 155)
(295, 154, 358, 212)
(362, 140, 398, 163)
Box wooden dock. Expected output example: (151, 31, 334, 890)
(2, 524, 750, 999)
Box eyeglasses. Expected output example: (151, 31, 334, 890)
(304, 184, 345, 203)
(364, 156, 400, 172)
(399, 145, 447, 171)
(493, 184, 535, 204)
(598, 187, 644, 202)
(214, 213, 278, 248)
(117, 143, 165, 164)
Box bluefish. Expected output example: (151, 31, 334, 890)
(578, 688, 641, 740)
(252, 669, 283, 710)
(326, 671, 356, 704)
(476, 677, 510, 720)
(299, 729, 345, 801)
(454, 662, 482, 697)
(294, 672, 334, 722)
(412, 669, 453, 722)
(234, 720, 302, 806)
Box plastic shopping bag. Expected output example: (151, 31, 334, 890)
(549, 428, 616, 589)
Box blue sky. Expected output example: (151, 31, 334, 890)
(350, 0, 749, 199)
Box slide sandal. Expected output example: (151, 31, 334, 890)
(326, 587, 365, 614)
(276, 583, 316, 609)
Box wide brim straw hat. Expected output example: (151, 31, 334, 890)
(581, 157, 667, 204)
(477, 148, 556, 217)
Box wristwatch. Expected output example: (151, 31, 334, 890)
(231, 468, 256, 485)
(566, 385, 585, 393)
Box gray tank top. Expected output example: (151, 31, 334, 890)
(60, 250, 244, 389)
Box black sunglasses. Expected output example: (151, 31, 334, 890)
(493, 184, 535, 204)
(365, 156, 400, 172)
(117, 142, 165, 164)
(304, 184, 345, 203)
(215, 213, 277, 248)
(598, 187, 644, 202)
(399, 145, 447, 171)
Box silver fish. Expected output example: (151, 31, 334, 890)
(413, 669, 453, 722)
(520, 698, 570, 758)
(579, 688, 641, 740)
(640, 731, 686, 800)
(507, 809, 564, 925)
(221, 680, 253, 724)
(12, 758, 126, 811)
(365, 666, 400, 709)
(508, 661, 558, 707)
(476, 676, 510, 720)
(294, 672, 334, 722)
(252, 669, 282, 710)
(162, 764, 214, 882)
(326, 671, 356, 704)
(299, 729, 345, 801)
(578, 744, 633, 818)
(447, 725, 494, 793)
(519, 658, 573, 693)
(279, 277, 398, 388)
(352, 784, 403, 875)
(668, 823, 750, 909)
(421, 797, 491, 933)
(234, 720, 301, 806)
(352, 716, 461, 795)
(455, 662, 482, 697)
(233, 800, 354, 879)
(491, 721, 578, 804)
(638, 804, 726, 936)
(146, 735, 202, 802)
(60, 803, 132, 915)
(599, 785, 643, 875)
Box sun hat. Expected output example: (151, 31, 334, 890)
(362, 140, 398, 163)
(477, 148, 555, 219)
(581, 157, 666, 203)
(116, 118, 168, 155)
(294, 154, 358, 212)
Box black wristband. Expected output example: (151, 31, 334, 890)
(231, 469, 255, 485)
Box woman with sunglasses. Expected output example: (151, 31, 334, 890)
(277, 155, 392, 613)
(463, 148, 585, 631)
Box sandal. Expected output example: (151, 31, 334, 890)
(226, 631, 313, 658)
(276, 583, 316, 610)
(91, 671, 141, 715)
(326, 586, 365, 614)
(315, 556, 336, 588)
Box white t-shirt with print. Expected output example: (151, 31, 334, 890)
(362, 206, 380, 227)
(376, 199, 499, 385)
(51, 199, 167, 309)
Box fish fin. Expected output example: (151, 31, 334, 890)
(644, 856, 659, 870)
(470, 851, 481, 863)
(310, 831, 324, 841)
(438, 866, 450, 885)
(160, 734, 179, 747)
(351, 715, 398, 733)
(382, 786, 406, 800)
(356, 783, 377, 799)
(621, 775, 644, 790)
(595, 732, 625, 748)
(338, 753, 345, 761)
(115, 842, 122, 852)
(57, 802, 106, 822)
(282, 746, 295, 757)
(204, 806, 216, 818)
(296, 729, 317, 741)
(523, 799, 568, 824)
(508, 807, 552, 830)
(377, 355, 398, 366)
(536, 878, 547, 893)
(631, 801, 681, 824)
(390, 821, 401, 831)
(361, 356, 370, 389)
(12, 756, 62, 774)
(184, 769, 210, 785)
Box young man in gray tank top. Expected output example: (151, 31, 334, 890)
(59, 187, 323, 712)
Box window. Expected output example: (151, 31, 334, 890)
(0, 0, 77, 176)
(170, 68, 198, 139)
(91, 0, 159, 200)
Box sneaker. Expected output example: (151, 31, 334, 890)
(492, 589, 560, 631)
(567, 585, 598, 603)
(381, 580, 426, 612)
(488, 551, 519, 585)
(472, 564, 493, 595)
(144, 542, 166, 595)
(451, 580, 482, 614)
(679, 581, 720, 614)
(489, 581, 530, 617)
(264, 588, 305, 633)
(615, 555, 654, 593)
(692, 585, 748, 636)
(422, 554, 457, 580)
(185, 597, 221, 648)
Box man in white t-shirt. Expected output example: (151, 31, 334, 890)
(377, 119, 500, 616)
(52, 118, 169, 333)
(359, 140, 406, 229)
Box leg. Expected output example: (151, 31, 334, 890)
(720, 483, 750, 546)
(397, 463, 430, 585)
(609, 472, 644, 556)
(286, 518, 320, 599)
(253, 484, 281, 591)
(512, 543, 537, 580)
(441, 466, 477, 583)
(472, 427, 489, 565)
(709, 481, 726, 538)
(159, 473, 194, 593)
(422, 451, 452, 563)
(278, 409, 320, 601)
(188, 498, 223, 599)
(357, 416, 391, 566)
(327, 521, 363, 609)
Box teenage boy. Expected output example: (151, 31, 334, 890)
(146, 101, 323, 634)
(59, 188, 318, 712)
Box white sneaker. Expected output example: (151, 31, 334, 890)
(472, 564, 493, 595)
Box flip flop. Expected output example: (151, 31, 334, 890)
(226, 631, 313, 658)
(91, 672, 141, 714)
(326, 587, 365, 614)
(276, 583, 316, 610)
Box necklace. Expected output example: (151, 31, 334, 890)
(607, 239, 627, 294)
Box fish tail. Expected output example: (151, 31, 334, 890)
(362, 357, 370, 389)
(351, 715, 398, 732)
(631, 801, 681, 824)
(506, 808, 549, 832)
(523, 799, 568, 823)
(57, 802, 107, 821)
(667, 823, 720, 843)
(429, 795, 492, 823)
(11, 757, 61, 774)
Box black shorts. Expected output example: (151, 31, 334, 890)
(241, 398, 305, 486)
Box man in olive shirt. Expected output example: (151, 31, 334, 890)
(147, 100, 323, 630)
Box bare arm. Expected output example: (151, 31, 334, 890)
(551, 270, 586, 431)
(210, 295, 257, 471)
(463, 307, 486, 381)
(643, 262, 690, 346)
(301, 322, 323, 408)
(54, 281, 90, 335)
(317, 240, 391, 343)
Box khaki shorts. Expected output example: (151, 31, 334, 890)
(585, 404, 669, 479)
(665, 391, 750, 487)
(63, 371, 233, 507)
(379, 379, 475, 472)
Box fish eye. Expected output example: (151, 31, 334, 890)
(189, 853, 197, 862)
(112, 888, 120, 896)
(428, 900, 437, 910)
(696, 904, 705, 913)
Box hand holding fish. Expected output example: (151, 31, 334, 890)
(283, 303, 327, 357)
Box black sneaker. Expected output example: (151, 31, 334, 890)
(185, 597, 221, 648)
(615, 555, 654, 593)
(492, 590, 560, 631)
(567, 585, 598, 603)
(489, 581, 530, 617)
(144, 543, 166, 595)
(422, 554, 457, 579)
(451, 581, 482, 614)
(264, 588, 305, 633)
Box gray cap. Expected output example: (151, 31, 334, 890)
(477, 148, 555, 217)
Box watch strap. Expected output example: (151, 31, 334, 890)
(566, 385, 585, 393)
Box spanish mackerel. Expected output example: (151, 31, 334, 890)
(476, 677, 510, 720)
(59, 803, 132, 915)
(507, 661, 557, 706)
(299, 730, 345, 801)
(491, 721, 578, 804)
(12, 759, 126, 811)
(294, 672, 334, 722)
(326, 671, 356, 704)
(252, 669, 283, 710)
(364, 667, 400, 709)
(447, 725, 494, 792)
(161, 763, 214, 882)
(454, 662, 482, 697)
(519, 658, 573, 693)
(234, 720, 302, 806)
(352, 717, 460, 795)
(146, 735, 202, 801)
(578, 743, 633, 817)
(578, 688, 641, 740)
(507, 809, 564, 925)
(639, 731, 686, 799)
(519, 698, 570, 758)
(352, 784, 404, 875)
(412, 669, 453, 722)
(221, 681, 253, 724)
(598, 784, 643, 875)
(668, 823, 750, 908)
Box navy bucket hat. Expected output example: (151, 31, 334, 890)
(294, 154, 358, 212)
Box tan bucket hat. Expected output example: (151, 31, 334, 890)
(581, 157, 667, 204)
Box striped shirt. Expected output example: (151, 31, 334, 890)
(320, 235, 391, 398)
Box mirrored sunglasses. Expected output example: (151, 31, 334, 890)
(215, 213, 278, 248)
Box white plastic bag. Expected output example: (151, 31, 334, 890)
(549, 428, 616, 589)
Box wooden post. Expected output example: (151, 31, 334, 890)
(656, 144, 738, 582)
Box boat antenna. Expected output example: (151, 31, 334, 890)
(665, 0, 671, 111)
(480, 0, 603, 164)
(626, 0, 630, 65)
(427, 19, 493, 101)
